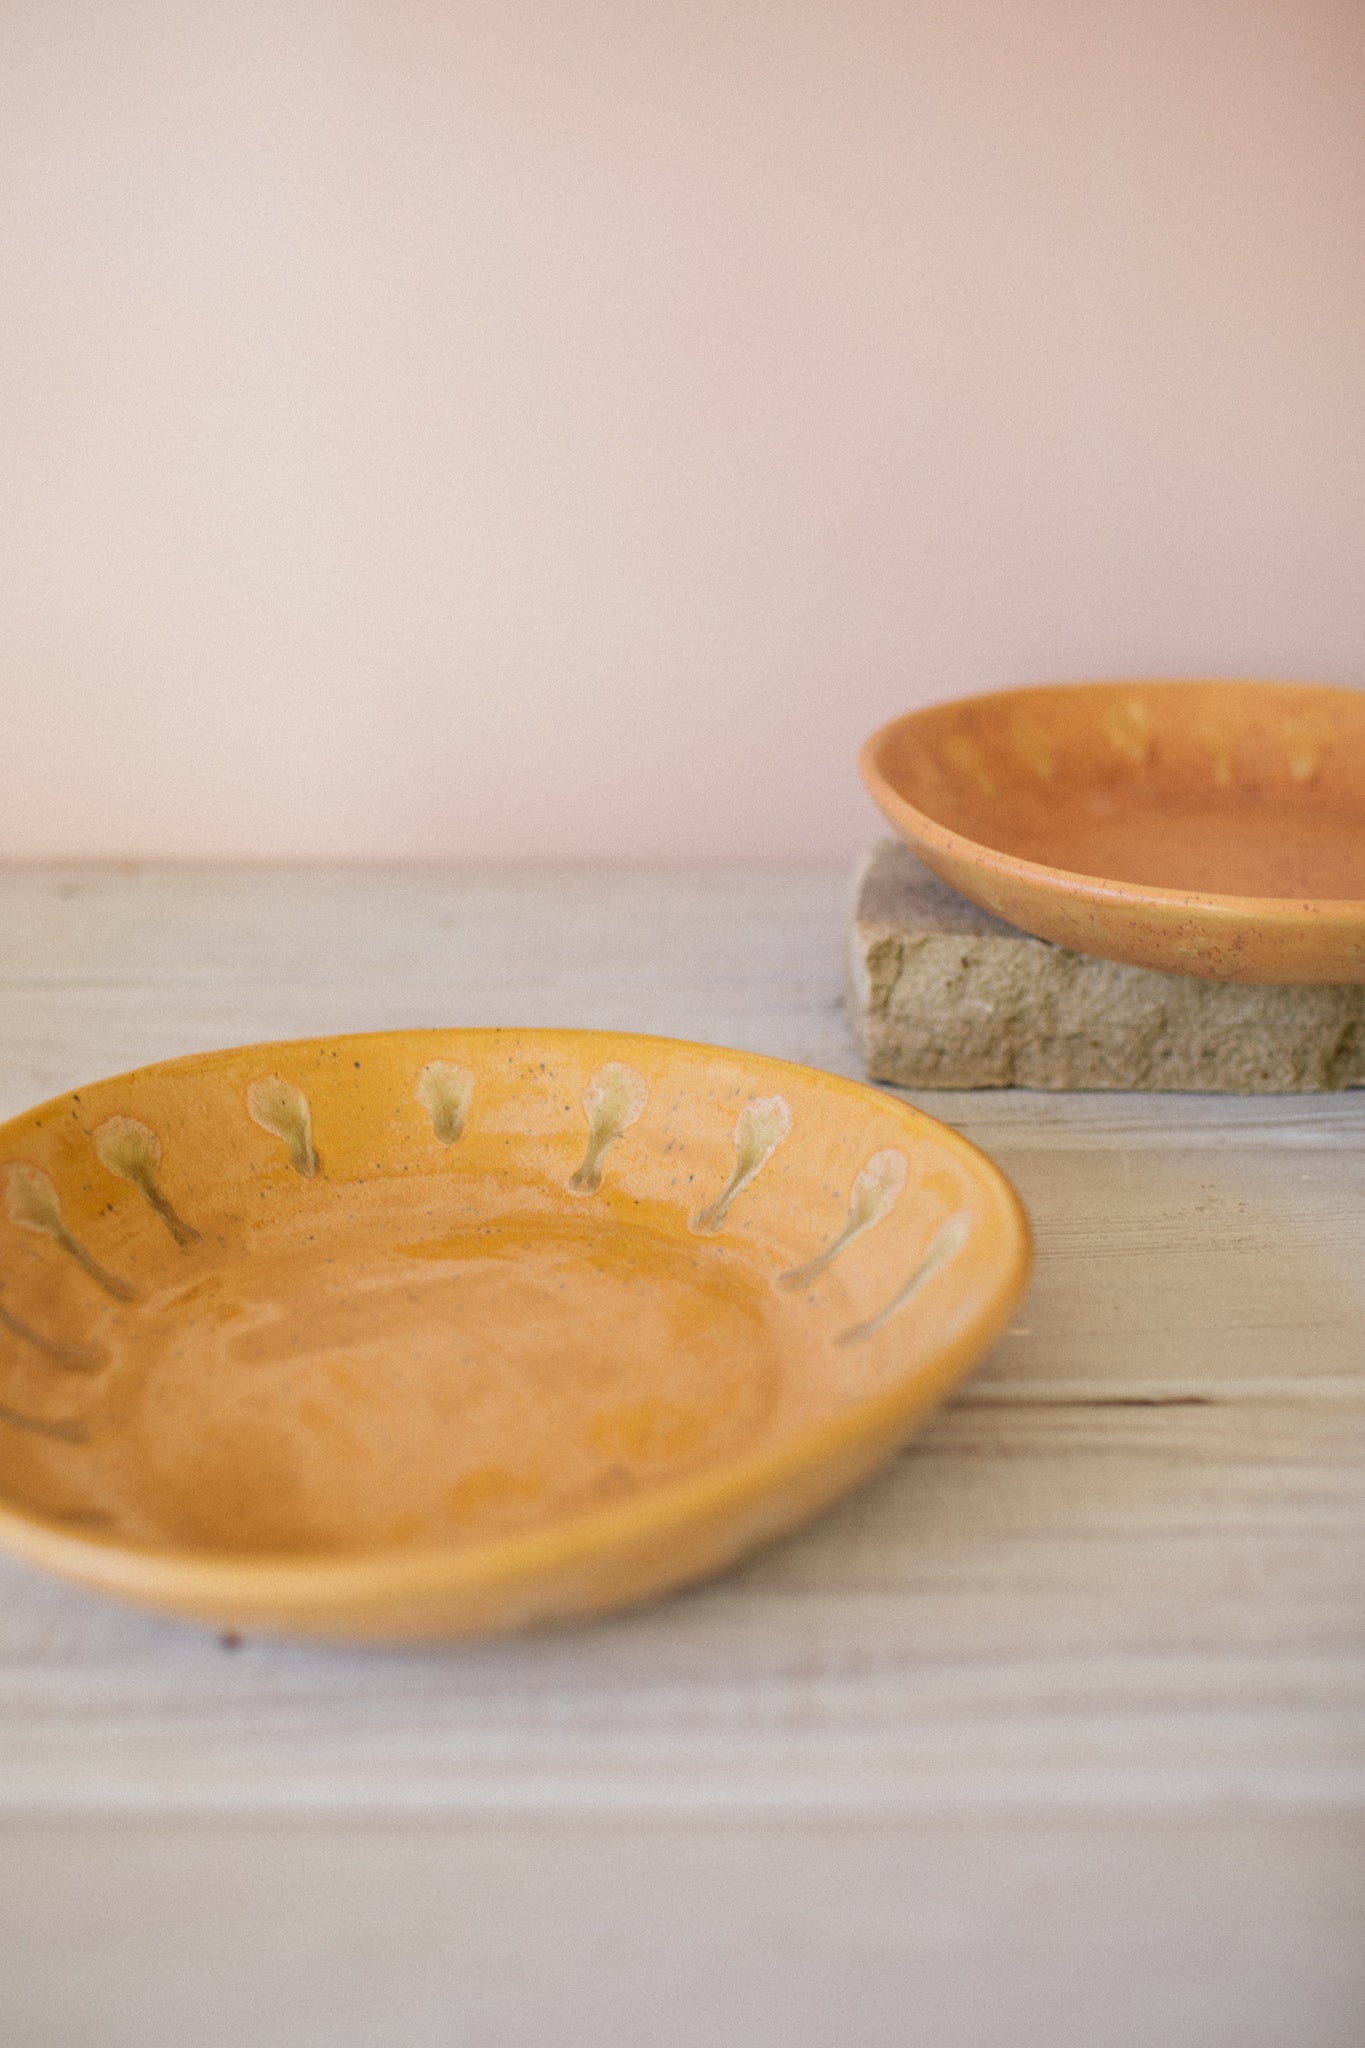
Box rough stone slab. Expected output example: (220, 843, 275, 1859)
(848, 840, 1365, 1092)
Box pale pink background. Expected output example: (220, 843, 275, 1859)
(1, 0, 1362, 861)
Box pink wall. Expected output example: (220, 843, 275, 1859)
(1, 0, 1362, 861)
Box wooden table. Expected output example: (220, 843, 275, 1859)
(1, 866, 1361, 2048)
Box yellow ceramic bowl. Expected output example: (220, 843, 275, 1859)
(0, 1030, 1029, 1640)
(862, 680, 1365, 982)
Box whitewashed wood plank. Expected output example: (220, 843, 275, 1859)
(0, 1398, 1359, 1814)
(2, 1812, 1362, 2048)
(1, 863, 1361, 1144)
(0, 862, 1361, 2048)
(983, 1142, 1365, 1384)
(0, 864, 1360, 1831)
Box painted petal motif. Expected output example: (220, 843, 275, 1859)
(837, 1211, 971, 1345)
(247, 1076, 320, 1178)
(3, 1163, 63, 1237)
(569, 1063, 648, 1195)
(92, 1116, 200, 1248)
(0, 1401, 90, 1444)
(691, 1095, 792, 1235)
(778, 1148, 907, 1291)
(416, 1062, 475, 1146)
(0, 1292, 100, 1372)
(2, 1162, 138, 1302)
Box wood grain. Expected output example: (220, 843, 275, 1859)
(0, 864, 1361, 2047)
(2, 1813, 1362, 2048)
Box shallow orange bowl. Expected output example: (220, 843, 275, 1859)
(0, 1029, 1030, 1641)
(861, 680, 1365, 982)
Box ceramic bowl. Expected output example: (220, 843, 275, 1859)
(861, 680, 1365, 982)
(0, 1029, 1030, 1640)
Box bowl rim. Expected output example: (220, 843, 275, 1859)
(860, 677, 1365, 922)
(0, 1026, 1032, 1622)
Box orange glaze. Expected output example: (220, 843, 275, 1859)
(862, 680, 1365, 981)
(0, 1029, 1030, 1639)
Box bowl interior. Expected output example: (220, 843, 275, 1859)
(873, 681, 1365, 901)
(0, 1031, 1024, 1565)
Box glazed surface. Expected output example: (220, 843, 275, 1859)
(863, 681, 1365, 980)
(0, 1029, 1027, 1630)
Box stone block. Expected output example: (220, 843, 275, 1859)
(847, 840, 1365, 1092)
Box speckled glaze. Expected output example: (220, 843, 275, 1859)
(861, 680, 1365, 983)
(0, 1029, 1030, 1640)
